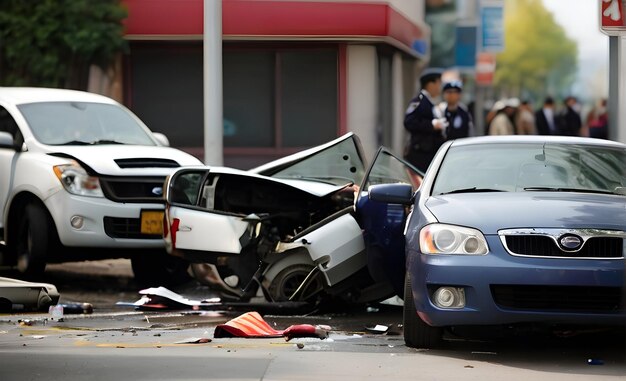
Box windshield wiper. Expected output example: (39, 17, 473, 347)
(90, 139, 124, 145)
(523, 187, 617, 195)
(57, 139, 124, 146)
(440, 187, 505, 195)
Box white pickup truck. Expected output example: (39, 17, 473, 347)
(0, 87, 203, 284)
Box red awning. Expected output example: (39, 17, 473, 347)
(122, 0, 426, 56)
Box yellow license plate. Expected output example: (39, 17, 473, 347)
(140, 211, 164, 235)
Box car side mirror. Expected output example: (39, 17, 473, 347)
(153, 132, 170, 147)
(368, 183, 414, 205)
(0, 131, 16, 149)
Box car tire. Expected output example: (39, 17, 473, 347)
(131, 250, 191, 289)
(403, 272, 444, 349)
(15, 202, 51, 278)
(268, 264, 324, 302)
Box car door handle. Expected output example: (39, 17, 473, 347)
(179, 225, 192, 232)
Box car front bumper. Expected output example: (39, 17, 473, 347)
(408, 236, 625, 327)
(45, 190, 164, 248)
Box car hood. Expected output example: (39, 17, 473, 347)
(425, 192, 626, 234)
(47, 145, 203, 176)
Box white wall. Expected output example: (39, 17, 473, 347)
(347, 45, 378, 160)
(391, 52, 406, 156)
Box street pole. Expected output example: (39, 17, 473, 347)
(204, 0, 224, 165)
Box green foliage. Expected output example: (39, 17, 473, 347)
(495, 0, 578, 100)
(0, 0, 128, 89)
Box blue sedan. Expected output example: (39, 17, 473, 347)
(370, 136, 626, 348)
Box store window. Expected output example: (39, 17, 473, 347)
(127, 43, 339, 163)
(223, 47, 338, 149)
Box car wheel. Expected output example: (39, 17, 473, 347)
(403, 272, 444, 349)
(131, 250, 191, 289)
(15, 202, 51, 277)
(268, 264, 324, 302)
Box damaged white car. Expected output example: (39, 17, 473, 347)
(164, 133, 422, 306)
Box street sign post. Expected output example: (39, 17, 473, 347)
(600, 1, 626, 143)
(600, 0, 625, 35)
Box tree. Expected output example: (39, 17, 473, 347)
(0, 0, 127, 89)
(495, 0, 577, 101)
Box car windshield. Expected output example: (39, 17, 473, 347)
(266, 135, 366, 187)
(18, 101, 156, 146)
(432, 143, 626, 196)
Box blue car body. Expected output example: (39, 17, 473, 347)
(373, 136, 626, 347)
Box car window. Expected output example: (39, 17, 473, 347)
(268, 135, 366, 186)
(432, 143, 626, 195)
(361, 149, 422, 191)
(18, 102, 156, 146)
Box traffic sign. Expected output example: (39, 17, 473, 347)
(475, 52, 496, 86)
(600, 0, 626, 35)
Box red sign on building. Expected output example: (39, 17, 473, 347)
(600, 0, 626, 35)
(475, 52, 496, 86)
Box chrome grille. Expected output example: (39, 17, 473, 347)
(499, 228, 625, 259)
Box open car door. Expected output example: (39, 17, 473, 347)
(355, 147, 423, 296)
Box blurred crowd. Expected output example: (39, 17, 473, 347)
(484, 96, 608, 139)
(402, 68, 609, 172)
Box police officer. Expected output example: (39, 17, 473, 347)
(441, 81, 473, 140)
(403, 68, 446, 173)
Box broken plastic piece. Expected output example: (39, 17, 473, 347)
(174, 337, 212, 344)
(365, 324, 389, 334)
(214, 311, 331, 340)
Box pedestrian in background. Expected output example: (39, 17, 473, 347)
(558, 96, 582, 136)
(535, 96, 557, 135)
(585, 98, 608, 139)
(441, 81, 473, 140)
(515, 100, 536, 135)
(489, 99, 516, 135)
(403, 68, 446, 172)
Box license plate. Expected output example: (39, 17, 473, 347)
(140, 211, 164, 235)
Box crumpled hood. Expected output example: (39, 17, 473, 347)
(47, 145, 202, 176)
(425, 192, 626, 234)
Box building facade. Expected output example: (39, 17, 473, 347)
(93, 0, 429, 168)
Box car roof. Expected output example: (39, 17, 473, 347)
(0, 87, 117, 106)
(449, 135, 626, 149)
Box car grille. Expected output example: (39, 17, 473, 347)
(491, 285, 623, 313)
(504, 235, 623, 258)
(99, 176, 166, 203)
(103, 217, 161, 239)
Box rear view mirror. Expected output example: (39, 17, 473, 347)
(368, 183, 414, 204)
(153, 132, 170, 147)
(0, 131, 15, 149)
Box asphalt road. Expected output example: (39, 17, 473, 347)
(0, 259, 625, 380)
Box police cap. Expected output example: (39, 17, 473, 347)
(443, 80, 463, 92)
(419, 68, 444, 86)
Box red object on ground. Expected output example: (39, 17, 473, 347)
(214, 311, 330, 340)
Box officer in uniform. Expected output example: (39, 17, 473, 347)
(403, 68, 446, 173)
(441, 80, 473, 140)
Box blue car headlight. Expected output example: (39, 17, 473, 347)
(419, 223, 488, 255)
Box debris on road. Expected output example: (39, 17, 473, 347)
(117, 286, 313, 315)
(174, 337, 212, 344)
(0, 277, 60, 312)
(365, 324, 389, 334)
(213, 311, 331, 341)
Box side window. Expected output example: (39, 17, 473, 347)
(0, 106, 19, 138)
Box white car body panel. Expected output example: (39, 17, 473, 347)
(167, 208, 249, 254)
(277, 212, 366, 286)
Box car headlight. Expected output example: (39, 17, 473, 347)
(53, 162, 104, 197)
(419, 223, 488, 255)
